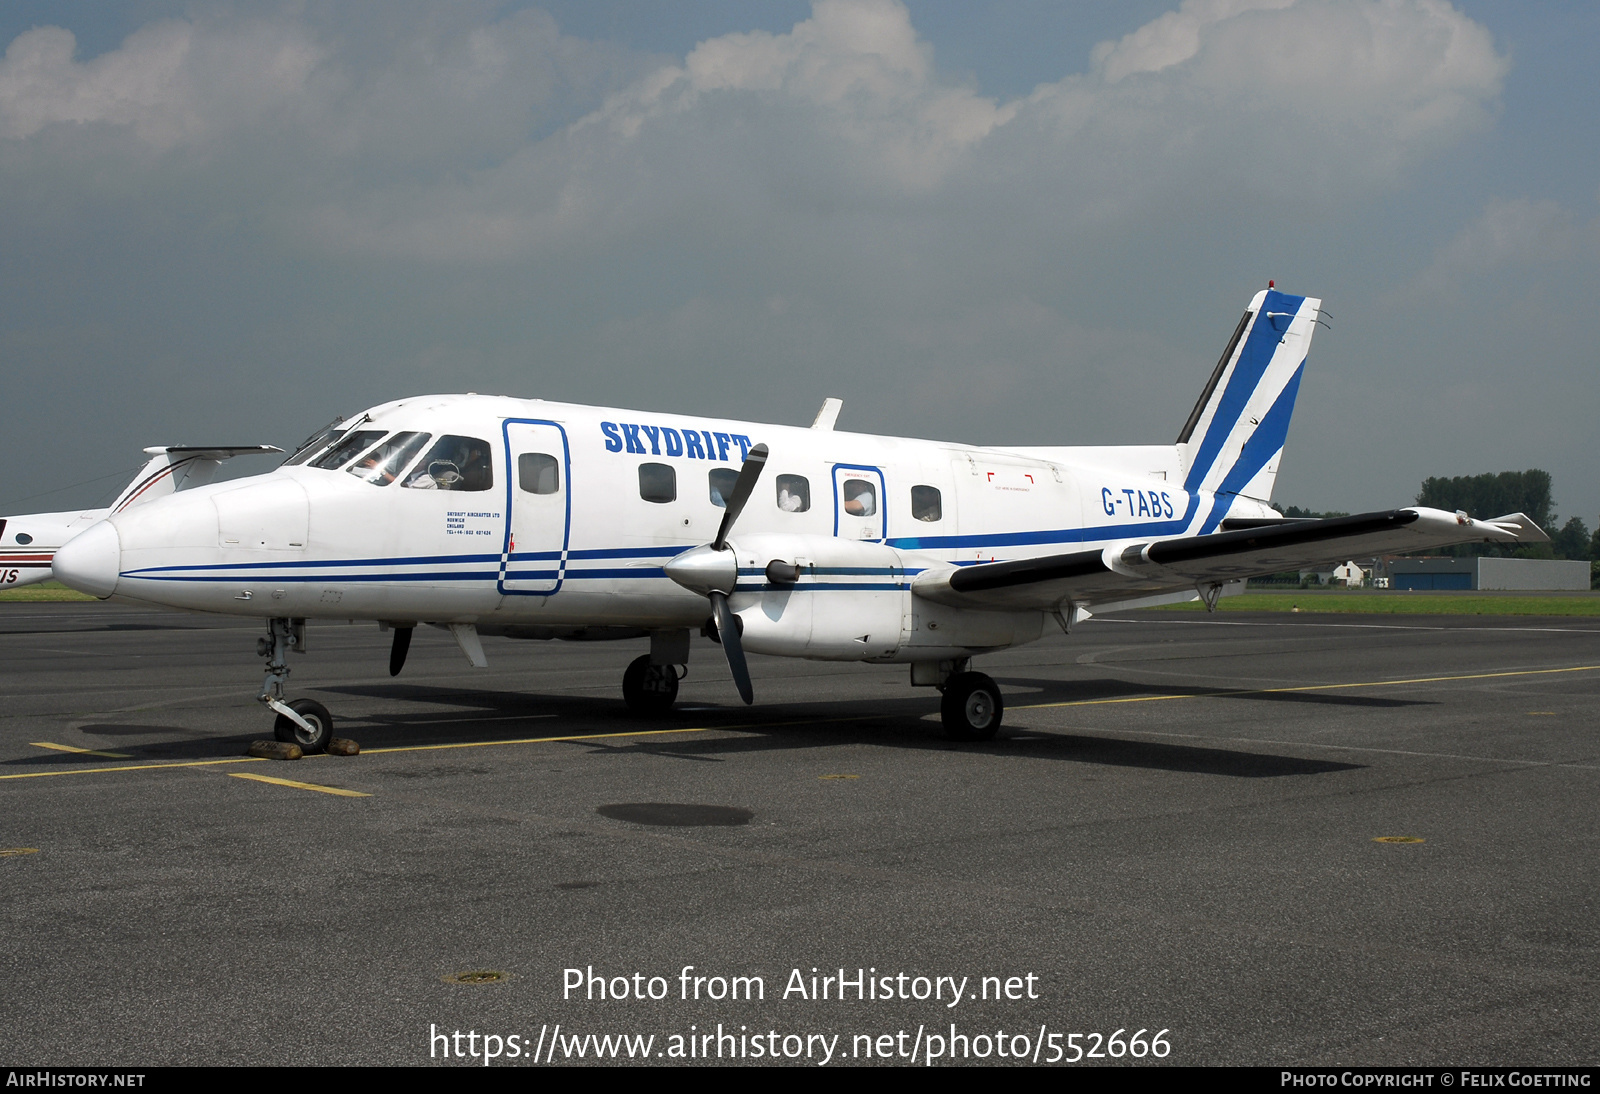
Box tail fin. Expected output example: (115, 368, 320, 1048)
(1177, 288, 1322, 533)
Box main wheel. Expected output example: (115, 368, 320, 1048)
(623, 654, 680, 715)
(940, 672, 1003, 741)
(273, 698, 334, 753)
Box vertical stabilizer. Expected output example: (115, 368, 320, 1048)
(1177, 289, 1321, 532)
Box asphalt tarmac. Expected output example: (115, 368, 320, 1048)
(2, 602, 1597, 1067)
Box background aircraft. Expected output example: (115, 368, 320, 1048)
(40, 288, 1544, 749)
(1, 446, 281, 590)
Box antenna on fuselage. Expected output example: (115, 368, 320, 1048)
(811, 398, 842, 431)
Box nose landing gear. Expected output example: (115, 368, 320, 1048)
(257, 617, 334, 753)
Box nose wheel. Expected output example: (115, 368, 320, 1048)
(273, 698, 334, 752)
(940, 671, 1003, 741)
(256, 617, 334, 753)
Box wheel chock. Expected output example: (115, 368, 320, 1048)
(327, 738, 360, 756)
(248, 740, 303, 761)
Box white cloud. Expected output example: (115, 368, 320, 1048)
(0, 19, 324, 148)
(1417, 197, 1599, 294)
(0, 0, 1508, 257)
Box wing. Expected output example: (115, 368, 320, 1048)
(910, 507, 1549, 612)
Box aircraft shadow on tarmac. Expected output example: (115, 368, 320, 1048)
(5, 678, 1367, 779)
(307, 681, 1367, 779)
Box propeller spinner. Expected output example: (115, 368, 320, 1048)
(663, 442, 768, 704)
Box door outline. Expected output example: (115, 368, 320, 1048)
(832, 463, 887, 542)
(499, 418, 572, 597)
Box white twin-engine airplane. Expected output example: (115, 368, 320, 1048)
(22, 288, 1544, 750)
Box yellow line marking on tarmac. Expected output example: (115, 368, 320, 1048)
(0, 757, 266, 781)
(228, 772, 370, 798)
(30, 741, 132, 759)
(1012, 664, 1600, 711)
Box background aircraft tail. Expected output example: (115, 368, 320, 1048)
(1177, 288, 1322, 533)
(108, 446, 282, 514)
(1, 445, 281, 590)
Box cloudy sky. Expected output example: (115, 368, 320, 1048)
(2, 1, 1596, 524)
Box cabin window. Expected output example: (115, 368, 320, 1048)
(842, 478, 877, 517)
(707, 468, 738, 507)
(309, 430, 386, 471)
(518, 452, 560, 495)
(776, 475, 810, 513)
(639, 463, 676, 503)
(348, 432, 430, 486)
(911, 485, 942, 522)
(402, 435, 494, 491)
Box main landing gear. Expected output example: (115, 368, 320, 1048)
(939, 671, 1004, 741)
(257, 617, 334, 753)
(622, 654, 681, 715)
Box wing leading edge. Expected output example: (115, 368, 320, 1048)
(911, 508, 1549, 612)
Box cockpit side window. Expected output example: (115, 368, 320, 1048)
(347, 432, 431, 486)
(309, 430, 386, 470)
(402, 435, 494, 492)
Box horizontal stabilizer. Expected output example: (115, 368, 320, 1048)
(912, 506, 1542, 612)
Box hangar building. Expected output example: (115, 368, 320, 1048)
(1387, 557, 1590, 591)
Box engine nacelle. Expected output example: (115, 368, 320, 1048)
(724, 533, 1042, 662)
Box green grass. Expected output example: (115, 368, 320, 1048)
(0, 581, 96, 602)
(1145, 589, 1600, 616)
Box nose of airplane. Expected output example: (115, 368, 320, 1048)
(53, 520, 121, 599)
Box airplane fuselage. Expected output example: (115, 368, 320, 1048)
(84, 393, 1249, 663)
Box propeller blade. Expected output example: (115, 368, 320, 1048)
(711, 443, 769, 551)
(709, 591, 753, 705)
(389, 626, 413, 677)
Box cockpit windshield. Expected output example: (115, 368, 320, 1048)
(284, 416, 357, 466)
(308, 430, 386, 471)
(347, 432, 431, 486)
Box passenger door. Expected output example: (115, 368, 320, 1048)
(501, 419, 571, 595)
(832, 464, 885, 542)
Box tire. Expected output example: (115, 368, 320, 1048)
(940, 672, 1003, 741)
(273, 698, 334, 753)
(623, 654, 680, 715)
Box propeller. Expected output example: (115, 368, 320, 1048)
(389, 625, 413, 676)
(663, 443, 768, 704)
